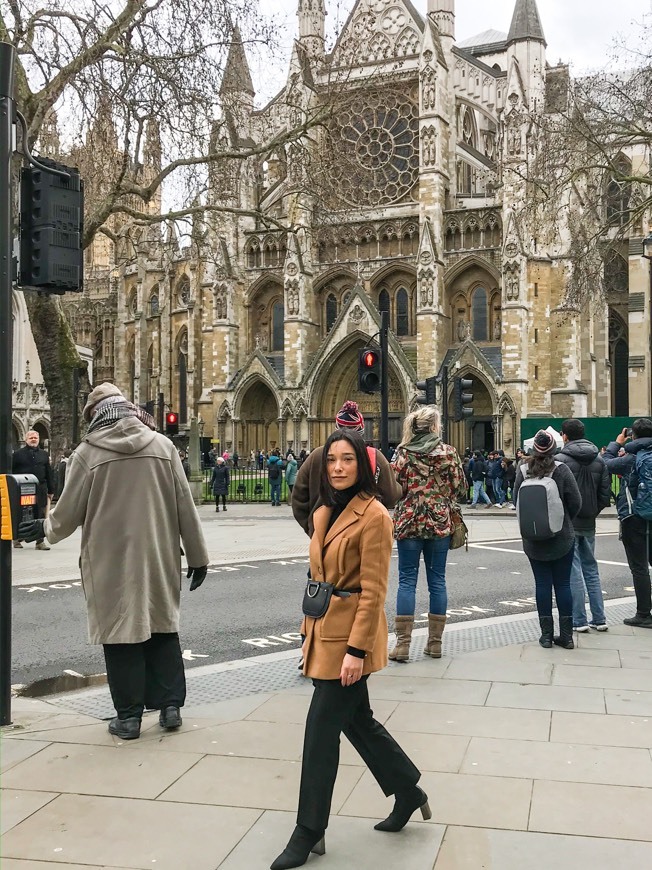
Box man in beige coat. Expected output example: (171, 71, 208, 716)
(19, 383, 209, 740)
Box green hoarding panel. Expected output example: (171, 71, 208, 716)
(521, 417, 638, 449)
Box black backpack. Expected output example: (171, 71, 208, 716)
(575, 464, 599, 519)
(269, 462, 281, 480)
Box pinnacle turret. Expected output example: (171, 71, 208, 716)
(220, 25, 255, 98)
(507, 0, 546, 45)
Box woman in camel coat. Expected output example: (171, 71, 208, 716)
(271, 430, 429, 870)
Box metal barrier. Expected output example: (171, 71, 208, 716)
(203, 466, 290, 503)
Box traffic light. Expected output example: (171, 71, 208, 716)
(19, 159, 84, 293)
(415, 377, 437, 405)
(358, 347, 382, 393)
(165, 412, 179, 436)
(453, 377, 474, 421)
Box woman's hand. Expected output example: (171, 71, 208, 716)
(340, 653, 364, 687)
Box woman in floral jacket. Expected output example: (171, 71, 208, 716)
(390, 406, 466, 662)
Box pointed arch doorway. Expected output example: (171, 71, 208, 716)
(447, 374, 496, 455)
(239, 380, 279, 454)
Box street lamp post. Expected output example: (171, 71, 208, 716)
(642, 233, 652, 414)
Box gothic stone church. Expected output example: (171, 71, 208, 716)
(58, 0, 649, 455)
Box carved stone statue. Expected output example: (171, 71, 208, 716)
(422, 67, 436, 111)
(493, 313, 502, 341)
(422, 126, 437, 166)
(214, 284, 227, 320)
(419, 269, 435, 308)
(457, 318, 469, 342)
(286, 278, 300, 316)
(507, 126, 521, 156)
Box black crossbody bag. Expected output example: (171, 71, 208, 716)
(302, 580, 362, 619)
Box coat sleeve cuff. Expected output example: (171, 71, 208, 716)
(347, 646, 366, 659)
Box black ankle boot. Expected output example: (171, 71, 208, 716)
(270, 826, 325, 870)
(374, 785, 431, 832)
(538, 616, 554, 648)
(553, 615, 575, 650)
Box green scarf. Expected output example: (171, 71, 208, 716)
(403, 431, 441, 454)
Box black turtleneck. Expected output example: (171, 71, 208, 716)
(326, 481, 367, 660)
(326, 481, 362, 532)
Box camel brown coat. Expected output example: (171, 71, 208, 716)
(301, 495, 392, 680)
(292, 445, 402, 536)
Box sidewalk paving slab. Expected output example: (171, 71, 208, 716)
(4, 608, 652, 868)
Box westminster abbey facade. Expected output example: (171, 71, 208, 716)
(19, 0, 648, 455)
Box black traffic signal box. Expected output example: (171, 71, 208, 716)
(166, 412, 179, 436)
(20, 158, 84, 293)
(454, 377, 474, 421)
(415, 376, 437, 405)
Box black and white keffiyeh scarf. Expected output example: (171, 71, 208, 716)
(87, 396, 157, 435)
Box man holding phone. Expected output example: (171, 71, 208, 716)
(603, 419, 652, 628)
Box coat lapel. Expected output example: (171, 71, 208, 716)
(323, 494, 373, 547)
(311, 505, 331, 578)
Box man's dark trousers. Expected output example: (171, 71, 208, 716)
(103, 632, 186, 720)
(621, 516, 652, 615)
(297, 676, 420, 832)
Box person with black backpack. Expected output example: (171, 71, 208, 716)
(513, 430, 581, 649)
(468, 450, 491, 508)
(557, 420, 612, 632)
(603, 419, 652, 628)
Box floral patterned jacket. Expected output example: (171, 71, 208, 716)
(392, 436, 466, 540)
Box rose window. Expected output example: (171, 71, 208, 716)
(326, 88, 419, 208)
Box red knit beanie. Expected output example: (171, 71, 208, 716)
(335, 401, 365, 431)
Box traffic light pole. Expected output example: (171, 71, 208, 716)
(0, 42, 16, 726)
(441, 365, 449, 445)
(380, 311, 389, 458)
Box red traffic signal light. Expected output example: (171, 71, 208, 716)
(358, 347, 382, 393)
(165, 412, 179, 435)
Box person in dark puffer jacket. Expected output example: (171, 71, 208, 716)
(556, 419, 612, 632)
(513, 430, 581, 650)
(603, 419, 652, 628)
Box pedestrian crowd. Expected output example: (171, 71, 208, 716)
(12, 385, 652, 869)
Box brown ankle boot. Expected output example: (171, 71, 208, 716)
(424, 614, 446, 658)
(389, 615, 414, 663)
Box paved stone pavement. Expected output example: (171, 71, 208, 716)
(9, 501, 620, 586)
(3, 612, 652, 869)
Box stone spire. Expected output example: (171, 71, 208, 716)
(298, 0, 326, 58)
(428, 0, 454, 40)
(220, 25, 255, 99)
(507, 0, 546, 45)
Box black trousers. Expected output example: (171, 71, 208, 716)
(621, 516, 652, 615)
(103, 632, 186, 720)
(215, 494, 227, 508)
(297, 676, 420, 832)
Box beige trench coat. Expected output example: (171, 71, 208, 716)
(301, 495, 393, 680)
(44, 418, 208, 644)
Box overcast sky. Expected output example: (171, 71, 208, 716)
(254, 0, 651, 102)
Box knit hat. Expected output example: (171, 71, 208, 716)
(335, 400, 365, 431)
(532, 429, 556, 456)
(82, 382, 125, 422)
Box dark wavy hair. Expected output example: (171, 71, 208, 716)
(525, 453, 555, 479)
(319, 430, 378, 505)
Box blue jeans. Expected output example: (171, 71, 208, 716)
(494, 479, 506, 505)
(528, 545, 575, 619)
(570, 535, 606, 627)
(270, 482, 281, 505)
(396, 536, 450, 616)
(472, 480, 491, 505)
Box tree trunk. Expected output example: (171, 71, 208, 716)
(23, 291, 90, 461)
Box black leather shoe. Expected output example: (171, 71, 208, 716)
(159, 706, 182, 729)
(374, 785, 431, 832)
(538, 616, 554, 648)
(624, 613, 652, 628)
(270, 825, 325, 870)
(108, 717, 141, 740)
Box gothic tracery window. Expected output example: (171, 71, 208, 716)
(176, 275, 190, 307)
(325, 86, 419, 208)
(604, 253, 628, 294)
(606, 156, 631, 227)
(272, 301, 284, 351)
(471, 287, 488, 341)
(396, 288, 409, 336)
(609, 311, 629, 416)
(326, 294, 338, 332)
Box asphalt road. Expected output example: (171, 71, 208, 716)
(11, 532, 635, 687)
